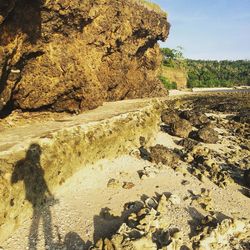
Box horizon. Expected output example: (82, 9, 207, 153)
(154, 0, 250, 61)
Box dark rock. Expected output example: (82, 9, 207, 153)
(161, 109, 180, 124)
(170, 119, 193, 138)
(180, 110, 209, 127)
(177, 138, 199, 150)
(241, 141, 250, 150)
(197, 126, 219, 144)
(244, 169, 250, 188)
(123, 182, 135, 189)
(149, 144, 179, 166)
(181, 180, 190, 186)
(233, 111, 250, 124)
(139, 147, 151, 161)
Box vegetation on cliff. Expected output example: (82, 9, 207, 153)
(160, 47, 250, 89)
(159, 47, 187, 89)
(137, 0, 166, 14)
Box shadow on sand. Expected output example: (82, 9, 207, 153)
(11, 143, 92, 250)
(11, 144, 56, 249)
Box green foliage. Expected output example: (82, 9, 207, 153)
(160, 47, 250, 88)
(187, 60, 250, 88)
(159, 76, 177, 90)
(161, 47, 186, 69)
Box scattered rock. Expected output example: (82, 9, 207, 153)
(149, 144, 180, 166)
(92, 194, 183, 250)
(181, 180, 190, 186)
(180, 110, 209, 127)
(183, 153, 195, 163)
(156, 194, 168, 214)
(122, 182, 135, 190)
(233, 111, 250, 124)
(138, 166, 159, 180)
(107, 179, 120, 189)
(145, 197, 158, 209)
(187, 145, 233, 187)
(139, 146, 152, 161)
(170, 119, 193, 138)
(192, 218, 249, 250)
(197, 125, 219, 144)
(139, 136, 147, 147)
(192, 189, 213, 212)
(161, 109, 180, 124)
(168, 194, 181, 205)
(177, 138, 199, 150)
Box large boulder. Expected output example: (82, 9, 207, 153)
(149, 144, 179, 166)
(170, 119, 193, 138)
(197, 125, 219, 144)
(161, 109, 180, 124)
(180, 110, 209, 127)
(0, 0, 169, 114)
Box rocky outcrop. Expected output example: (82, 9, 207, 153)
(0, 98, 164, 243)
(0, 0, 169, 115)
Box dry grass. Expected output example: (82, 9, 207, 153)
(134, 0, 166, 15)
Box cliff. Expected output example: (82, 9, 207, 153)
(0, 0, 169, 115)
(161, 65, 187, 89)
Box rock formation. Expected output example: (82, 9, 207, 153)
(0, 0, 169, 115)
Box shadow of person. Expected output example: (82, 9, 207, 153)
(11, 143, 57, 250)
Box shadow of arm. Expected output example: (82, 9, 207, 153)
(11, 160, 25, 184)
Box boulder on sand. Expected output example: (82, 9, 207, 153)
(170, 119, 193, 138)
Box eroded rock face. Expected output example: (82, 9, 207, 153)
(0, 0, 169, 114)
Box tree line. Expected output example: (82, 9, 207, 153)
(160, 48, 250, 88)
(187, 59, 250, 88)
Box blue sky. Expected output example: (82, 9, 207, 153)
(153, 0, 250, 60)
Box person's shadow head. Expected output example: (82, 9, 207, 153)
(11, 143, 42, 183)
(26, 143, 42, 163)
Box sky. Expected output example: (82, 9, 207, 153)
(153, 0, 250, 60)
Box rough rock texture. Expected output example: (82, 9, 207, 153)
(161, 108, 180, 124)
(170, 118, 193, 138)
(92, 193, 184, 250)
(0, 98, 164, 243)
(197, 125, 219, 144)
(149, 144, 179, 166)
(0, 0, 169, 115)
(180, 110, 209, 127)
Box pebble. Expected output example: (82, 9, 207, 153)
(122, 182, 135, 189)
(107, 178, 120, 188)
(168, 194, 181, 205)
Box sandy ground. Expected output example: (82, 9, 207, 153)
(2, 129, 250, 250)
(1, 92, 249, 249)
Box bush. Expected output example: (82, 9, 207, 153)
(159, 76, 177, 90)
